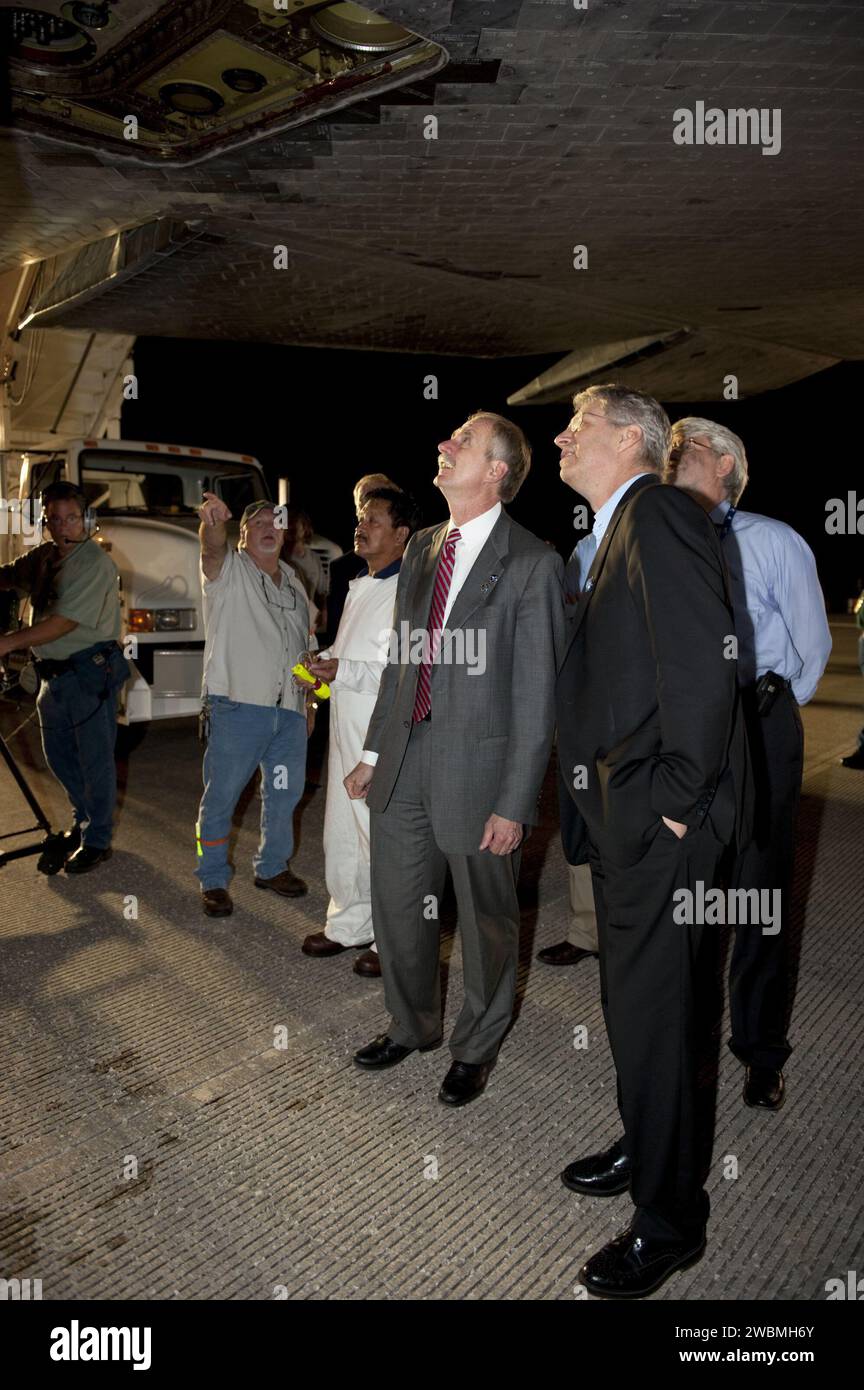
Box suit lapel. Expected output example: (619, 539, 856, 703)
(563, 473, 659, 659)
(440, 511, 511, 643)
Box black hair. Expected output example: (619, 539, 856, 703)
(42, 481, 87, 510)
(362, 487, 421, 537)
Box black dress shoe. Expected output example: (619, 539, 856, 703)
(840, 747, 864, 770)
(64, 845, 112, 874)
(743, 1065, 785, 1110)
(353, 1033, 441, 1070)
(536, 941, 599, 967)
(579, 1225, 706, 1299)
(561, 1139, 632, 1195)
(438, 1059, 493, 1107)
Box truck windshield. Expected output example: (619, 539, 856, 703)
(79, 452, 268, 517)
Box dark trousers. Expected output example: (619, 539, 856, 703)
(590, 816, 725, 1245)
(727, 685, 803, 1070)
(370, 718, 522, 1064)
(37, 670, 118, 848)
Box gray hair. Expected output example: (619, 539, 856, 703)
(572, 383, 671, 473)
(672, 416, 749, 504)
(466, 410, 532, 503)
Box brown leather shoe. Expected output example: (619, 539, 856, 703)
(202, 888, 233, 917)
(254, 867, 308, 897)
(302, 930, 348, 957)
(353, 949, 381, 977)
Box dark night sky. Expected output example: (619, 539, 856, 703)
(123, 339, 863, 612)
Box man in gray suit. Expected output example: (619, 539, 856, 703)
(345, 412, 566, 1106)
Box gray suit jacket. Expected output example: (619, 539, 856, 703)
(363, 510, 567, 853)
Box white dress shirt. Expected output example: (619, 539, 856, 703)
(440, 501, 502, 625)
(360, 502, 503, 766)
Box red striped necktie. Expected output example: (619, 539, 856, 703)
(412, 526, 462, 722)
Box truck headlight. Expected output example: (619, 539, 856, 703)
(128, 608, 196, 632)
(154, 609, 196, 631)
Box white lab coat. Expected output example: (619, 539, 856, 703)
(322, 567, 399, 947)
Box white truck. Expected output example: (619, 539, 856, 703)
(1, 437, 271, 723)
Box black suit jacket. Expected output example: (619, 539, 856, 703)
(556, 474, 752, 868)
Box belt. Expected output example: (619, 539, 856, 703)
(749, 673, 791, 691)
(34, 641, 119, 682)
(742, 675, 791, 698)
(34, 656, 74, 679)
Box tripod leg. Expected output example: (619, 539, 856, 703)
(0, 730, 53, 832)
(0, 729, 56, 868)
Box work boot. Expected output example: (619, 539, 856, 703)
(254, 867, 307, 897)
(65, 845, 112, 874)
(202, 888, 233, 917)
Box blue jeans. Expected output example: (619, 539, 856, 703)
(37, 671, 118, 849)
(195, 696, 307, 891)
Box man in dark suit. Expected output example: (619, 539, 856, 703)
(345, 412, 566, 1107)
(555, 383, 748, 1298)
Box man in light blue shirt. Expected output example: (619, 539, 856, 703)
(666, 417, 831, 1112)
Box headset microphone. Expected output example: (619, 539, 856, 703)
(38, 485, 97, 539)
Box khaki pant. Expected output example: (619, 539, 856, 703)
(566, 861, 599, 953)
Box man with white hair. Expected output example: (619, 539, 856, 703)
(666, 418, 831, 1111)
(194, 494, 317, 918)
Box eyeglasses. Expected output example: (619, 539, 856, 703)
(668, 439, 715, 464)
(567, 410, 608, 434)
(260, 573, 296, 611)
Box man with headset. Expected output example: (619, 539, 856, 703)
(0, 481, 126, 873)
